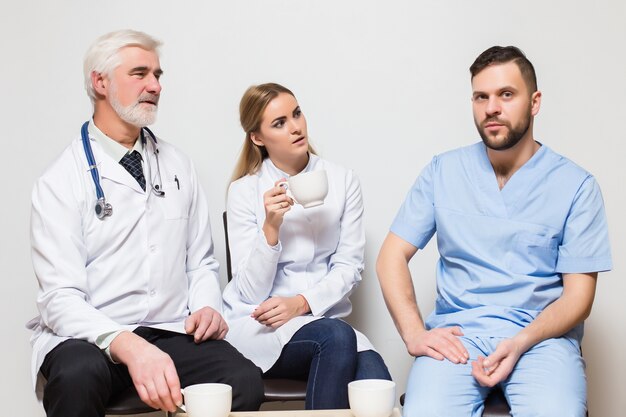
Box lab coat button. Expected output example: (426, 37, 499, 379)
(150, 245, 156, 253)
(150, 290, 156, 297)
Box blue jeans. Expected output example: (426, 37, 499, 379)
(264, 318, 391, 409)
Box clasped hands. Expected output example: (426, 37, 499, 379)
(407, 327, 523, 387)
(251, 295, 310, 329)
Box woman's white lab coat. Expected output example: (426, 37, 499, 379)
(222, 155, 374, 372)
(28, 124, 221, 392)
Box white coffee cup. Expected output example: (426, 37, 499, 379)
(279, 169, 328, 208)
(180, 383, 232, 417)
(348, 379, 396, 417)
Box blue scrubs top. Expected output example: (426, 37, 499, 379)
(391, 143, 612, 343)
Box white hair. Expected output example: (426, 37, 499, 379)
(83, 29, 162, 103)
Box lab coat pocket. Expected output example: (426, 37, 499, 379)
(505, 231, 558, 275)
(159, 181, 189, 220)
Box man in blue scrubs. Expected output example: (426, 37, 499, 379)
(377, 46, 611, 417)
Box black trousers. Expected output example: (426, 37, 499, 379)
(40, 327, 264, 417)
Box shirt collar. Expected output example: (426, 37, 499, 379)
(264, 153, 318, 178)
(88, 120, 144, 162)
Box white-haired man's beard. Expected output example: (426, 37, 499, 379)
(109, 83, 159, 127)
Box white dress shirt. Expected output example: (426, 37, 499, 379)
(27, 121, 222, 392)
(223, 154, 374, 372)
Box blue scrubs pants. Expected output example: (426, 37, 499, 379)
(403, 336, 586, 417)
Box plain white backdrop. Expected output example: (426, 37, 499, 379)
(1, 1, 624, 416)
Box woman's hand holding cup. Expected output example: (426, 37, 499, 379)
(262, 179, 294, 246)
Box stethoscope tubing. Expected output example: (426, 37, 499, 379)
(81, 121, 162, 219)
(81, 121, 106, 201)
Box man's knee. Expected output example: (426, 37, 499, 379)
(43, 340, 110, 394)
(205, 340, 264, 411)
(227, 360, 264, 411)
(42, 340, 112, 416)
(511, 391, 586, 417)
(403, 394, 458, 417)
(507, 338, 586, 417)
(403, 355, 484, 417)
(513, 402, 586, 417)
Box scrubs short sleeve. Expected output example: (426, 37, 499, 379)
(390, 157, 437, 249)
(556, 176, 612, 273)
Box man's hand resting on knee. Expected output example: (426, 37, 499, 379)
(110, 331, 182, 413)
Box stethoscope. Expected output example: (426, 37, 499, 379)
(80, 121, 165, 220)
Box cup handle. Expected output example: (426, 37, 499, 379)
(178, 388, 186, 412)
(277, 181, 296, 204)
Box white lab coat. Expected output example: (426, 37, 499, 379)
(28, 124, 222, 393)
(222, 155, 374, 372)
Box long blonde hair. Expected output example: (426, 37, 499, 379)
(231, 83, 316, 182)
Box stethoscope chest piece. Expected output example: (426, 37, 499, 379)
(95, 198, 113, 219)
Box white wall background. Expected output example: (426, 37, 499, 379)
(1, 1, 624, 416)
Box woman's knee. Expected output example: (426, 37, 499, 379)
(314, 319, 357, 350)
(355, 350, 391, 380)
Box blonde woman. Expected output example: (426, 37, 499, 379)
(223, 83, 390, 409)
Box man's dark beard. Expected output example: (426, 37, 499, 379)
(476, 108, 532, 151)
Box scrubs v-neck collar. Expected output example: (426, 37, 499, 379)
(474, 142, 547, 218)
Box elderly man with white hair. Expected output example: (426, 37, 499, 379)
(27, 29, 264, 417)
